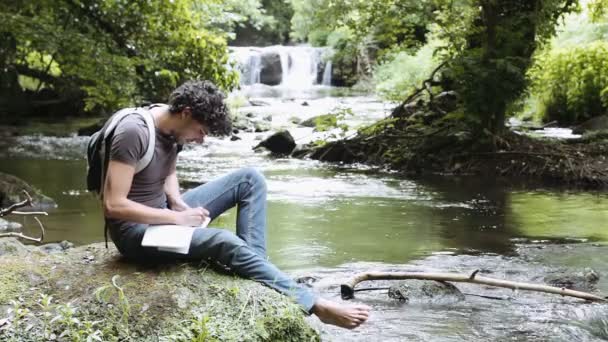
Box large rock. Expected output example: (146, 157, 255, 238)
(0, 172, 56, 209)
(0, 237, 31, 257)
(38, 240, 74, 254)
(388, 280, 465, 305)
(253, 130, 296, 155)
(259, 51, 283, 86)
(300, 114, 337, 130)
(0, 242, 319, 341)
(572, 115, 608, 135)
(543, 268, 599, 292)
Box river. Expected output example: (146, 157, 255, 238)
(1, 45, 608, 341)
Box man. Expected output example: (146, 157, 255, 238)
(103, 80, 371, 329)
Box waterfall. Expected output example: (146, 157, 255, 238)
(248, 53, 262, 85)
(278, 48, 290, 85)
(322, 60, 332, 86)
(230, 45, 330, 89)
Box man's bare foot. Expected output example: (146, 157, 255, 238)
(311, 297, 371, 329)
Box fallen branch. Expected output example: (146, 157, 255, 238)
(391, 60, 449, 118)
(0, 190, 48, 243)
(341, 270, 607, 303)
(0, 217, 46, 242)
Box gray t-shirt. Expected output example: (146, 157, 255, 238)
(105, 112, 178, 233)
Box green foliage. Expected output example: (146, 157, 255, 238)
(588, 0, 608, 22)
(0, 0, 239, 116)
(442, 0, 580, 133)
(290, 0, 435, 84)
(310, 108, 352, 133)
(374, 40, 441, 101)
(528, 41, 608, 125)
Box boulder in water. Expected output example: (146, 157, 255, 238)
(300, 114, 337, 129)
(260, 51, 283, 86)
(543, 268, 599, 292)
(249, 99, 270, 107)
(253, 130, 296, 155)
(0, 172, 56, 209)
(388, 280, 465, 304)
(253, 119, 271, 132)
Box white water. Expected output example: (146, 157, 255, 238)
(230, 45, 330, 89)
(322, 60, 332, 86)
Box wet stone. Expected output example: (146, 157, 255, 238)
(388, 280, 465, 305)
(543, 268, 600, 292)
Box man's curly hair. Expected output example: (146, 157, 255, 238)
(168, 80, 232, 136)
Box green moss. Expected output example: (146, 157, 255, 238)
(0, 242, 319, 341)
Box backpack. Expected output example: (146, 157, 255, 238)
(86, 107, 156, 197)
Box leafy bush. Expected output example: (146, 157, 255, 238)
(0, 0, 240, 116)
(528, 41, 608, 125)
(373, 42, 440, 101)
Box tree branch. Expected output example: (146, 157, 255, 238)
(0, 190, 48, 243)
(391, 60, 449, 117)
(0, 217, 45, 243)
(341, 269, 607, 302)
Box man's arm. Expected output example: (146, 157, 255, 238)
(164, 162, 190, 212)
(103, 160, 206, 226)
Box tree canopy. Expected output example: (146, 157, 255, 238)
(0, 0, 248, 118)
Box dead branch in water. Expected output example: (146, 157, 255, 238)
(341, 269, 607, 303)
(0, 190, 47, 243)
(0, 217, 46, 242)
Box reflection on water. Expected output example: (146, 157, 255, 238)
(2, 156, 608, 272)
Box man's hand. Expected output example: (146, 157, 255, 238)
(173, 207, 210, 227)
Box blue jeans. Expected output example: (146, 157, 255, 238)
(110, 167, 316, 312)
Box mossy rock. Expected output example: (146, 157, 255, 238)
(0, 240, 319, 341)
(0, 172, 56, 209)
(300, 114, 337, 132)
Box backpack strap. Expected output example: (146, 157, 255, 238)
(134, 108, 155, 174)
(99, 108, 156, 197)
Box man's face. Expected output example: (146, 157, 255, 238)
(174, 108, 209, 145)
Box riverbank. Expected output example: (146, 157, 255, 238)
(304, 105, 608, 188)
(0, 238, 318, 341)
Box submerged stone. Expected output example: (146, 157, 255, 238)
(0, 172, 56, 209)
(388, 280, 465, 305)
(543, 268, 600, 292)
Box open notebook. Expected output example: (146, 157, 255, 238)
(141, 217, 211, 254)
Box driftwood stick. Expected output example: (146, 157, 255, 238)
(10, 211, 49, 216)
(0, 217, 46, 243)
(340, 270, 607, 302)
(0, 190, 48, 243)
